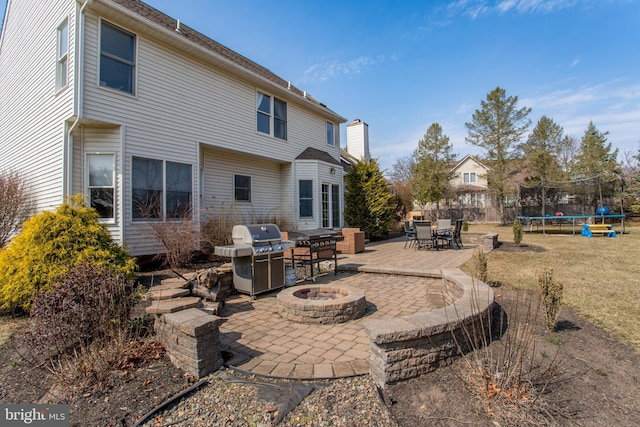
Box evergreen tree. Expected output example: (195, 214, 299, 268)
(410, 123, 457, 213)
(522, 116, 565, 182)
(574, 121, 619, 179)
(344, 159, 395, 239)
(465, 87, 531, 224)
(573, 121, 621, 211)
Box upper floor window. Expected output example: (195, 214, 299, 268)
(234, 174, 252, 202)
(87, 154, 115, 220)
(463, 172, 477, 184)
(256, 92, 287, 140)
(326, 122, 335, 146)
(100, 21, 135, 94)
(56, 20, 69, 91)
(132, 157, 192, 220)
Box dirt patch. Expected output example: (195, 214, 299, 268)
(494, 241, 546, 252)
(385, 288, 640, 426)
(1, 282, 639, 426)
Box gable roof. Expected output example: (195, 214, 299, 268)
(450, 155, 491, 173)
(96, 0, 345, 122)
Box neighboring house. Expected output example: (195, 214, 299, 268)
(449, 155, 492, 208)
(413, 155, 525, 222)
(0, 0, 346, 256)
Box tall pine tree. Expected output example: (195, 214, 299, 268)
(465, 87, 531, 224)
(411, 123, 457, 214)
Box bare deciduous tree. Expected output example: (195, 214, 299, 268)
(0, 170, 32, 248)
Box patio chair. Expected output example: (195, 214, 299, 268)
(403, 220, 416, 249)
(435, 219, 453, 248)
(452, 219, 463, 249)
(414, 220, 436, 250)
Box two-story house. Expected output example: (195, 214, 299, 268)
(450, 155, 492, 208)
(0, 0, 346, 256)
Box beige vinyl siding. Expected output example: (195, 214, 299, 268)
(77, 10, 343, 254)
(452, 158, 489, 188)
(81, 12, 340, 164)
(201, 148, 291, 222)
(0, 0, 76, 212)
(77, 126, 123, 242)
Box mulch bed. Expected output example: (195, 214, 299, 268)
(1, 264, 639, 426)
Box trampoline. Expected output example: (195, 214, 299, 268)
(516, 214, 626, 235)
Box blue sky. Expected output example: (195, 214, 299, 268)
(2, 0, 639, 173)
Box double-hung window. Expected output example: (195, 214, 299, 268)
(132, 157, 192, 220)
(87, 154, 115, 220)
(100, 21, 136, 94)
(326, 122, 335, 146)
(234, 174, 252, 202)
(463, 172, 477, 184)
(256, 92, 287, 140)
(299, 180, 313, 218)
(56, 20, 69, 91)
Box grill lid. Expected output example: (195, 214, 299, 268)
(232, 224, 283, 246)
(287, 228, 341, 241)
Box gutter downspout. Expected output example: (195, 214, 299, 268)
(64, 0, 92, 197)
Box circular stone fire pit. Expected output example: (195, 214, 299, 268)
(277, 285, 366, 324)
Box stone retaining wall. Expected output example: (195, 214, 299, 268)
(155, 308, 224, 378)
(363, 268, 494, 388)
(462, 232, 500, 252)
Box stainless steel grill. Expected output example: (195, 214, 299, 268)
(214, 224, 294, 298)
(287, 228, 343, 281)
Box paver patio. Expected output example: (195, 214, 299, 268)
(219, 236, 477, 378)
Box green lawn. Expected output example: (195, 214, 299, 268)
(461, 221, 640, 350)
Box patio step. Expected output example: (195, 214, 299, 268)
(145, 287, 191, 301)
(159, 277, 191, 288)
(145, 297, 203, 314)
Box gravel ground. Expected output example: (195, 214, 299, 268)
(139, 368, 399, 427)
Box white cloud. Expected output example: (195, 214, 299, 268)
(522, 80, 640, 155)
(570, 57, 580, 67)
(301, 56, 380, 83)
(446, 0, 584, 19)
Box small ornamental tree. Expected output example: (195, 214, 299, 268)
(0, 195, 136, 311)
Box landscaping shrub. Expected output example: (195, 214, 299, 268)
(462, 220, 469, 232)
(538, 267, 563, 332)
(513, 218, 523, 246)
(0, 170, 32, 248)
(472, 247, 488, 284)
(0, 196, 136, 311)
(24, 262, 142, 385)
(452, 292, 559, 425)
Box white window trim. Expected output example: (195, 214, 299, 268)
(86, 152, 116, 224)
(299, 179, 314, 219)
(233, 173, 252, 203)
(98, 19, 137, 97)
(131, 156, 193, 222)
(56, 18, 69, 92)
(326, 121, 335, 146)
(256, 90, 287, 140)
